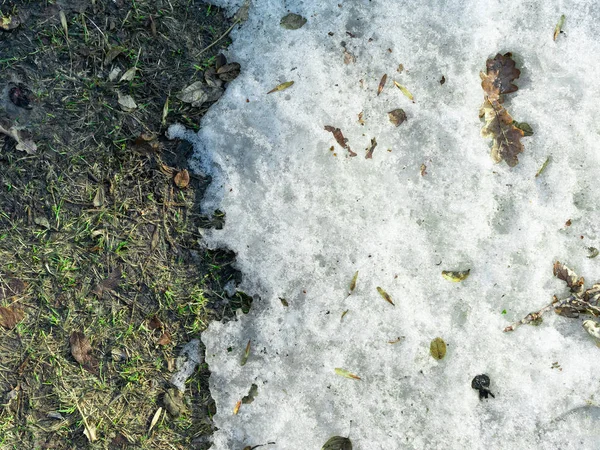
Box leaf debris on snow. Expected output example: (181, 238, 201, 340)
(267, 81, 294, 94)
(554, 14, 566, 41)
(388, 108, 407, 127)
(480, 52, 528, 167)
(334, 367, 361, 380)
(377, 74, 387, 96)
(394, 81, 414, 102)
(322, 436, 353, 450)
(376, 286, 394, 306)
(442, 269, 470, 282)
(504, 261, 600, 332)
(280, 13, 307, 30)
(324, 126, 357, 157)
(365, 137, 377, 159)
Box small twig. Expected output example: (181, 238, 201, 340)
(198, 19, 241, 56)
(504, 296, 562, 332)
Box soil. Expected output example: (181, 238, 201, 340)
(0, 1, 250, 448)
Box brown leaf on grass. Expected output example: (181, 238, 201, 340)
(553, 261, 585, 294)
(174, 169, 190, 188)
(157, 331, 172, 346)
(178, 82, 223, 107)
(480, 100, 524, 167)
(70, 331, 98, 374)
(365, 137, 377, 159)
(148, 316, 163, 330)
(377, 74, 387, 96)
(216, 63, 241, 82)
(92, 267, 122, 298)
(0, 306, 25, 329)
(133, 133, 160, 155)
(0, 121, 37, 154)
(0, 277, 26, 300)
(324, 126, 357, 157)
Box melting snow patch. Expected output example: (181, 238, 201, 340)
(173, 0, 600, 448)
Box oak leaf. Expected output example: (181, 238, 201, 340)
(480, 100, 524, 167)
(70, 331, 98, 374)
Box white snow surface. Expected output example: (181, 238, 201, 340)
(175, 0, 600, 448)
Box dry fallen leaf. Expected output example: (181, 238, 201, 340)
(349, 271, 359, 295)
(0, 14, 21, 31)
(59, 11, 68, 40)
(93, 186, 105, 208)
(430, 337, 447, 360)
(148, 407, 163, 432)
(233, 399, 242, 415)
(377, 74, 387, 96)
(148, 316, 163, 330)
(322, 436, 353, 450)
(344, 50, 356, 64)
(324, 125, 357, 157)
(365, 137, 377, 159)
(82, 422, 97, 443)
(92, 267, 122, 297)
(420, 163, 427, 176)
(280, 13, 307, 30)
(117, 92, 137, 112)
(133, 133, 160, 154)
(388, 108, 407, 127)
(376, 286, 394, 306)
(554, 14, 566, 41)
(174, 169, 190, 189)
(442, 269, 470, 282)
(178, 82, 223, 107)
(480, 100, 524, 167)
(334, 367, 361, 380)
(394, 81, 414, 102)
(553, 261, 585, 294)
(267, 81, 294, 94)
(157, 331, 172, 346)
(240, 340, 251, 366)
(0, 122, 37, 154)
(120, 67, 138, 82)
(70, 331, 98, 374)
(0, 306, 25, 329)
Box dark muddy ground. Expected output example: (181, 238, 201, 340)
(0, 1, 249, 448)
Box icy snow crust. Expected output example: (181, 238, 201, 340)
(185, 0, 600, 448)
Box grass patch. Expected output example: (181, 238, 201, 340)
(0, 1, 245, 448)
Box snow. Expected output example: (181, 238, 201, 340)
(172, 0, 600, 448)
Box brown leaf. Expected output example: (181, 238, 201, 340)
(324, 126, 357, 157)
(388, 109, 407, 127)
(553, 261, 585, 294)
(420, 164, 427, 176)
(216, 63, 241, 82)
(148, 316, 163, 330)
(377, 74, 387, 96)
(174, 169, 190, 189)
(133, 133, 161, 154)
(70, 331, 98, 374)
(0, 306, 25, 329)
(480, 99, 524, 167)
(0, 277, 26, 300)
(178, 82, 223, 107)
(92, 267, 122, 298)
(481, 53, 520, 101)
(157, 331, 172, 346)
(365, 137, 377, 159)
(343, 50, 356, 64)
